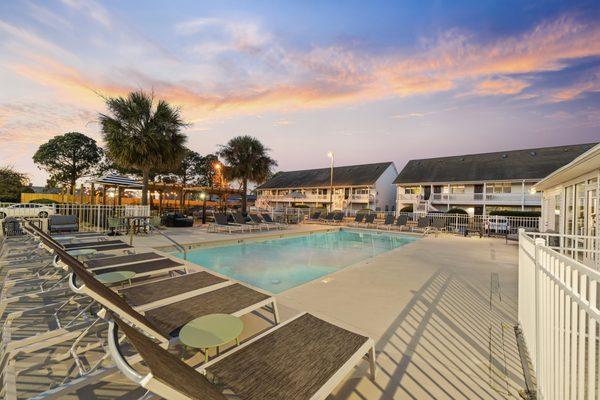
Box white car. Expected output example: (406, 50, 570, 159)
(0, 203, 55, 219)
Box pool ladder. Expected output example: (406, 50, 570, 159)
(148, 223, 187, 260)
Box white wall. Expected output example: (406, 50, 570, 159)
(374, 163, 398, 211)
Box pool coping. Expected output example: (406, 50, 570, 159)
(152, 225, 423, 253)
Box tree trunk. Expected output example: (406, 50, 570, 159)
(70, 178, 77, 196)
(142, 170, 149, 206)
(241, 179, 248, 213)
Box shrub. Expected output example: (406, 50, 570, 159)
(447, 208, 468, 215)
(400, 205, 413, 212)
(489, 210, 541, 217)
(293, 204, 310, 208)
(29, 198, 61, 204)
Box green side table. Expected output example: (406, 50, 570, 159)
(96, 270, 136, 286)
(67, 248, 97, 258)
(179, 313, 244, 362)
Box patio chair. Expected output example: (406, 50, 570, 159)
(58, 243, 280, 341)
(232, 212, 260, 232)
(107, 216, 125, 235)
(392, 214, 409, 231)
(413, 216, 431, 233)
(259, 213, 286, 229)
(108, 310, 375, 400)
(363, 213, 376, 227)
(248, 214, 272, 230)
(331, 212, 344, 224)
(379, 214, 395, 230)
(209, 213, 244, 234)
(320, 212, 334, 223)
(426, 218, 447, 235)
(348, 213, 364, 227)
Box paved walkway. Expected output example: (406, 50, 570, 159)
(2, 228, 525, 399)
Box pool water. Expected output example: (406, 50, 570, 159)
(175, 229, 417, 294)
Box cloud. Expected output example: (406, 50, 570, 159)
(471, 77, 530, 96)
(545, 68, 600, 102)
(1, 8, 600, 149)
(272, 119, 293, 126)
(60, 0, 111, 28)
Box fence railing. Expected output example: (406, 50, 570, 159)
(527, 231, 600, 271)
(519, 229, 600, 399)
(256, 207, 540, 234)
(0, 203, 150, 234)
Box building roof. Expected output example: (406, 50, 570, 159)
(257, 162, 394, 189)
(394, 143, 597, 185)
(534, 143, 600, 191)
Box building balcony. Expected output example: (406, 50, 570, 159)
(397, 193, 421, 203)
(430, 192, 541, 204)
(349, 194, 374, 203)
(260, 193, 329, 203)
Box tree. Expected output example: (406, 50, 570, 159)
(33, 132, 104, 194)
(0, 166, 29, 202)
(196, 154, 219, 187)
(217, 135, 277, 212)
(99, 91, 188, 205)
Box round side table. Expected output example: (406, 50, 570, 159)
(179, 313, 244, 362)
(96, 270, 136, 287)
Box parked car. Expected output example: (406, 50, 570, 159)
(0, 203, 55, 219)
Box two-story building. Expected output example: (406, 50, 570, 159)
(395, 143, 596, 215)
(256, 162, 397, 212)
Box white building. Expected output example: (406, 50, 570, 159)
(256, 162, 397, 212)
(535, 143, 599, 237)
(395, 144, 595, 215)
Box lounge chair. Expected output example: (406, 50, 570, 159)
(363, 213, 376, 227)
(108, 310, 375, 400)
(209, 213, 244, 234)
(232, 212, 260, 232)
(331, 212, 344, 224)
(413, 216, 431, 233)
(248, 213, 270, 230)
(259, 213, 286, 229)
(348, 213, 365, 227)
(56, 243, 280, 341)
(392, 215, 409, 231)
(379, 214, 395, 230)
(320, 212, 334, 223)
(308, 211, 321, 221)
(426, 218, 447, 235)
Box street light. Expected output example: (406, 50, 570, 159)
(327, 151, 334, 212)
(200, 192, 207, 224)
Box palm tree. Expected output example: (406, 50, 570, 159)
(99, 91, 188, 205)
(218, 136, 277, 212)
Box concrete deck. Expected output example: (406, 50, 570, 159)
(1, 226, 525, 399)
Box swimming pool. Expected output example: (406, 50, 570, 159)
(174, 229, 417, 294)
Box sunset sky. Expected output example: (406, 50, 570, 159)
(1, 0, 599, 185)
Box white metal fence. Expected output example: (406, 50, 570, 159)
(259, 206, 540, 234)
(0, 203, 150, 234)
(519, 229, 600, 399)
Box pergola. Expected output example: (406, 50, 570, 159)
(147, 182, 243, 211)
(89, 174, 143, 205)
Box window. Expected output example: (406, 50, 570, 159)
(565, 186, 574, 235)
(404, 186, 420, 194)
(486, 183, 512, 194)
(554, 193, 562, 232)
(450, 185, 465, 194)
(575, 182, 585, 235)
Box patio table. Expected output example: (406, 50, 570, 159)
(96, 270, 136, 287)
(179, 313, 244, 363)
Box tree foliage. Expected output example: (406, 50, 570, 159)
(33, 132, 103, 194)
(99, 91, 188, 205)
(217, 135, 277, 212)
(0, 166, 29, 202)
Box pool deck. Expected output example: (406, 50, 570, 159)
(1, 224, 525, 399)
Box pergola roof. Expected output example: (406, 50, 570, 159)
(91, 174, 143, 189)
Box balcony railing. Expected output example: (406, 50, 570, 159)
(430, 192, 540, 204)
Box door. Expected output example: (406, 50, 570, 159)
(423, 186, 431, 200)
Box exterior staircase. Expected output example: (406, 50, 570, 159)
(414, 198, 439, 213)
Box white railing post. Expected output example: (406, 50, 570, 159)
(534, 236, 545, 399)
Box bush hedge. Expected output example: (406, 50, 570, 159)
(29, 198, 61, 204)
(489, 210, 541, 217)
(446, 208, 468, 215)
(400, 205, 413, 212)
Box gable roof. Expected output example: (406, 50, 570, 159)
(258, 162, 394, 189)
(394, 143, 597, 184)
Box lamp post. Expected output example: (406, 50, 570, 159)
(327, 151, 334, 212)
(200, 192, 207, 224)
